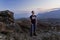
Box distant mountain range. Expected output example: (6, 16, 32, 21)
(14, 13, 31, 19)
(14, 8, 60, 19)
(37, 9, 60, 19)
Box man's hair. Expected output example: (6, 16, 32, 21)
(31, 11, 34, 13)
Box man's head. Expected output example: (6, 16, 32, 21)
(31, 11, 34, 15)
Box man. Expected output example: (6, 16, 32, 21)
(30, 11, 37, 36)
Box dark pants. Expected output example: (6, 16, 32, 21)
(30, 23, 36, 35)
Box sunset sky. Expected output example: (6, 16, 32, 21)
(0, 0, 60, 13)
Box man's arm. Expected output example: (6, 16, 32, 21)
(36, 15, 37, 25)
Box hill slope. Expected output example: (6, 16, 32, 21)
(37, 9, 60, 19)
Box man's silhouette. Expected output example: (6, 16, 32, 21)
(30, 11, 37, 36)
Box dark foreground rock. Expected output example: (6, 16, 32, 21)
(0, 10, 22, 40)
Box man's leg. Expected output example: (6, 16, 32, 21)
(33, 24, 37, 36)
(30, 24, 33, 36)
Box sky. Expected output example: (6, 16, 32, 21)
(0, 0, 60, 13)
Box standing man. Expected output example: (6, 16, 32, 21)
(30, 11, 37, 36)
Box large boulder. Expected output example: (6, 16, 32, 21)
(0, 10, 21, 32)
(0, 10, 14, 24)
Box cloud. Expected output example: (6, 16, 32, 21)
(0, 0, 60, 13)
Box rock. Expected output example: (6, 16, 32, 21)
(0, 10, 15, 31)
(0, 10, 14, 24)
(0, 10, 22, 40)
(0, 10, 24, 40)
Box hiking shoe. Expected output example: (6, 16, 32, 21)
(33, 33, 37, 36)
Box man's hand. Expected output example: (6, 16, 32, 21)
(36, 17, 37, 25)
(30, 19, 32, 25)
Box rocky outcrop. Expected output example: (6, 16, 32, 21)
(0, 10, 21, 40)
(0, 10, 14, 23)
(0, 10, 15, 32)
